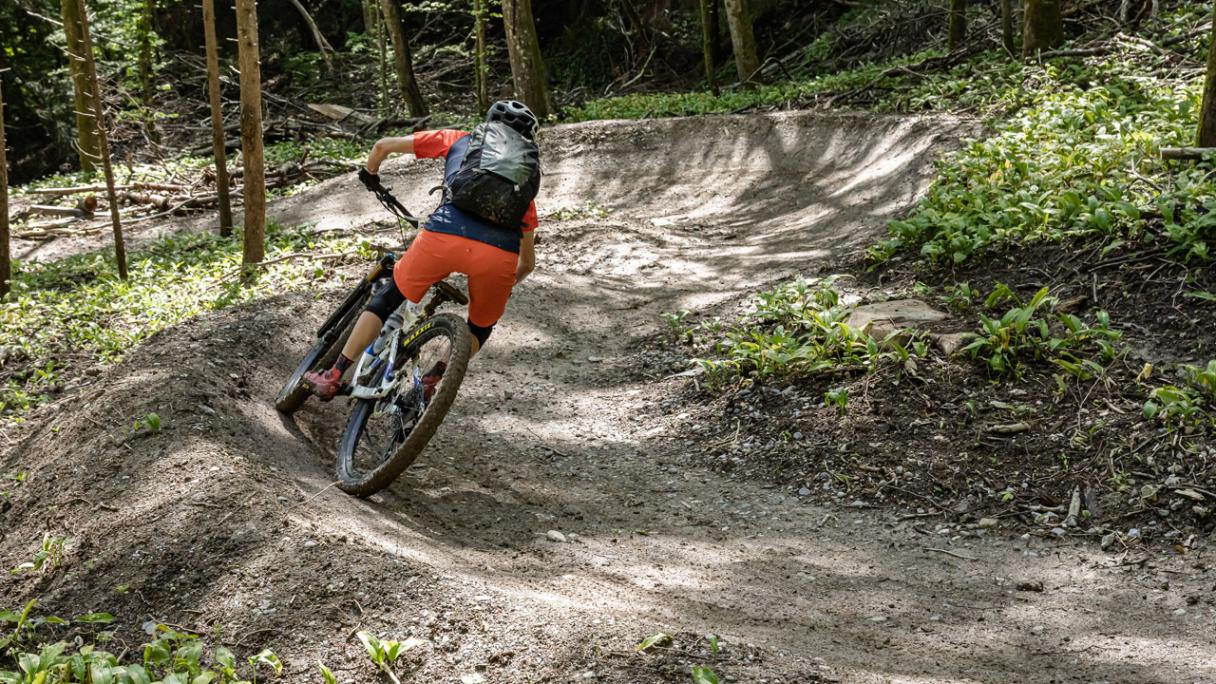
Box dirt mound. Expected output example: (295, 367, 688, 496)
(4, 112, 1213, 683)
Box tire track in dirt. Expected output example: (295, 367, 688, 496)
(3, 112, 1213, 683)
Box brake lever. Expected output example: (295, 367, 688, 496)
(371, 185, 420, 228)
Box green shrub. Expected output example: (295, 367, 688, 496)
(871, 56, 1211, 266)
(693, 279, 884, 384)
(1, 603, 282, 684)
(0, 225, 368, 418)
(1144, 360, 1216, 427)
(962, 285, 1121, 378)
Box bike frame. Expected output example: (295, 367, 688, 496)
(348, 309, 424, 402)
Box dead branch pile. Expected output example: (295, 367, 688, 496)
(13, 158, 357, 241)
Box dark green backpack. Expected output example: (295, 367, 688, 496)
(447, 122, 541, 231)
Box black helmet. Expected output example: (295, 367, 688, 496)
(486, 100, 540, 140)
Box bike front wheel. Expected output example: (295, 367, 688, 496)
(335, 313, 472, 496)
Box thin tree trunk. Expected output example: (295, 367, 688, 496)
(502, 0, 554, 118)
(0, 74, 10, 299)
(700, 0, 719, 95)
(380, 0, 428, 117)
(1199, 2, 1216, 146)
(76, 0, 128, 279)
(723, 0, 759, 84)
(61, 0, 100, 175)
(235, 0, 265, 265)
(948, 0, 966, 51)
(474, 0, 489, 113)
(202, 0, 234, 235)
(138, 0, 158, 142)
(361, 0, 377, 39)
(378, 13, 389, 116)
(362, 0, 388, 115)
(1023, 0, 1064, 58)
(287, 0, 335, 69)
(1001, 0, 1015, 56)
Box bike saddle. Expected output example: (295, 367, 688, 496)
(434, 280, 469, 306)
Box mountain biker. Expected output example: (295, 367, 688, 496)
(303, 100, 541, 400)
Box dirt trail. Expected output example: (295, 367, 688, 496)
(3, 112, 1214, 683)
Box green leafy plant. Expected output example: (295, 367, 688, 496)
(962, 286, 1121, 379)
(824, 387, 849, 414)
(941, 282, 978, 311)
(635, 632, 673, 653)
(356, 631, 421, 684)
(691, 664, 720, 684)
(135, 412, 162, 434)
(318, 661, 337, 684)
(1, 607, 282, 684)
(663, 310, 693, 343)
(1143, 360, 1216, 428)
(692, 279, 886, 385)
(10, 534, 71, 575)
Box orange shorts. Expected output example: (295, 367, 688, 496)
(393, 230, 518, 327)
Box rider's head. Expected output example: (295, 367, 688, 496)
(486, 100, 540, 141)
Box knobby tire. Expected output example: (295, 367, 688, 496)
(335, 313, 471, 496)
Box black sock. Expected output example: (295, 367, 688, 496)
(335, 354, 354, 373)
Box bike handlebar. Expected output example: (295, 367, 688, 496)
(361, 169, 420, 227)
(372, 185, 420, 227)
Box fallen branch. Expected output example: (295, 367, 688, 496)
(1161, 146, 1216, 161)
(924, 547, 977, 561)
(27, 181, 187, 197)
(986, 421, 1031, 435)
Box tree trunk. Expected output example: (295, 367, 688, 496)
(76, 0, 128, 279)
(502, 0, 554, 118)
(700, 0, 719, 94)
(618, 0, 651, 57)
(361, 0, 389, 115)
(61, 0, 100, 175)
(474, 0, 490, 113)
(202, 0, 234, 235)
(1001, 0, 1015, 56)
(138, 0, 158, 142)
(287, 0, 335, 69)
(235, 0, 265, 265)
(0, 74, 10, 299)
(380, 0, 428, 117)
(1023, 0, 1064, 58)
(948, 0, 966, 51)
(723, 0, 759, 84)
(1199, 3, 1216, 146)
(372, 0, 389, 116)
(361, 0, 378, 39)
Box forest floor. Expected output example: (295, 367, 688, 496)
(2, 111, 1215, 683)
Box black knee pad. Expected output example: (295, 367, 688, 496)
(467, 321, 494, 346)
(364, 279, 406, 320)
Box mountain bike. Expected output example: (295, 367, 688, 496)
(275, 181, 472, 496)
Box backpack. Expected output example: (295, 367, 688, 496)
(446, 122, 541, 231)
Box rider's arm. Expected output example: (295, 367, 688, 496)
(516, 232, 536, 283)
(366, 136, 415, 174)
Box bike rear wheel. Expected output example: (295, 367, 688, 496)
(335, 313, 472, 496)
(275, 294, 368, 414)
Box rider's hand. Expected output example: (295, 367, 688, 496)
(358, 168, 382, 192)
